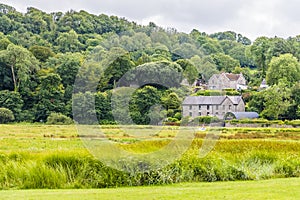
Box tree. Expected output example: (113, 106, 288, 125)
(99, 52, 135, 91)
(130, 86, 161, 124)
(54, 53, 83, 100)
(72, 92, 97, 124)
(33, 73, 65, 122)
(161, 92, 181, 110)
(0, 44, 39, 92)
(0, 37, 11, 50)
(228, 44, 255, 67)
(124, 61, 183, 89)
(95, 92, 113, 122)
(211, 53, 240, 72)
(0, 90, 23, 121)
(197, 36, 223, 55)
(176, 59, 199, 85)
(266, 54, 300, 86)
(184, 64, 198, 85)
(285, 83, 300, 119)
(190, 55, 218, 80)
(250, 37, 272, 76)
(261, 82, 291, 120)
(29, 45, 55, 62)
(55, 29, 84, 53)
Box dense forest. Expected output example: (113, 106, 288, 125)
(0, 3, 300, 124)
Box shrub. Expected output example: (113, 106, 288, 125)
(191, 116, 220, 125)
(174, 112, 182, 120)
(166, 117, 179, 123)
(46, 113, 73, 125)
(0, 108, 15, 124)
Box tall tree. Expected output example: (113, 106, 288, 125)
(0, 44, 39, 92)
(261, 82, 291, 120)
(266, 54, 300, 86)
(250, 37, 272, 76)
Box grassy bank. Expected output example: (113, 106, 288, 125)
(1, 178, 300, 200)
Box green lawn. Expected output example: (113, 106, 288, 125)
(0, 178, 299, 200)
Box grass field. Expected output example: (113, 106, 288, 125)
(1, 178, 300, 200)
(0, 124, 300, 190)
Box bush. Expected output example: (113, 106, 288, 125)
(0, 108, 15, 124)
(46, 113, 73, 125)
(174, 112, 182, 120)
(166, 117, 179, 123)
(191, 116, 220, 125)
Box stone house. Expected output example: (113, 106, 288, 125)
(208, 73, 247, 90)
(182, 96, 245, 119)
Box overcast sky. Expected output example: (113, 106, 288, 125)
(1, 0, 300, 40)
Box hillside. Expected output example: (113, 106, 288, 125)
(0, 3, 300, 123)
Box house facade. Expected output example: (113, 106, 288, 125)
(208, 73, 247, 90)
(182, 96, 245, 119)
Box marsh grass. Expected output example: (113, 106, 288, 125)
(0, 124, 300, 189)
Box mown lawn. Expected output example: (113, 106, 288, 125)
(1, 178, 299, 200)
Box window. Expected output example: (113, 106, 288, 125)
(207, 105, 210, 110)
(189, 112, 192, 117)
(216, 105, 219, 110)
(229, 105, 232, 110)
(199, 105, 201, 110)
(223, 105, 225, 110)
(198, 112, 202, 116)
(189, 105, 192, 110)
(216, 112, 219, 115)
(207, 112, 210, 116)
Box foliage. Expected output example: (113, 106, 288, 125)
(261, 82, 292, 120)
(0, 90, 23, 121)
(0, 107, 14, 123)
(0, 3, 299, 123)
(191, 116, 221, 124)
(0, 44, 39, 92)
(46, 113, 73, 125)
(266, 54, 300, 86)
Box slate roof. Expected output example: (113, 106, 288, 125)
(183, 96, 243, 105)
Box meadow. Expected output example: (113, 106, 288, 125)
(1, 178, 300, 200)
(0, 124, 300, 189)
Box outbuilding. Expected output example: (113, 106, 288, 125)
(224, 112, 259, 120)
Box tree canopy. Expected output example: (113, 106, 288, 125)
(0, 3, 300, 123)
